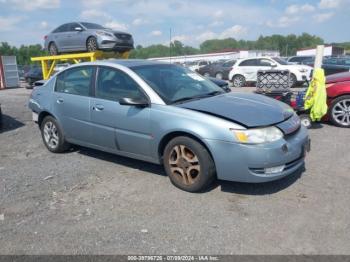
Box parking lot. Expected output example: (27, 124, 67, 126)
(0, 87, 349, 255)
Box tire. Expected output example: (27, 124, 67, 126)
(289, 74, 297, 88)
(299, 114, 312, 129)
(40, 116, 70, 153)
(232, 75, 246, 88)
(329, 95, 350, 128)
(163, 136, 216, 192)
(215, 72, 223, 80)
(86, 37, 98, 52)
(49, 42, 59, 56)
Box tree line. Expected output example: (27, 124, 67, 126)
(130, 33, 325, 59)
(0, 33, 347, 65)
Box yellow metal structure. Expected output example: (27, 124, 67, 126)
(31, 50, 130, 80)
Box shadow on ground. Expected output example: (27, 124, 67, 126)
(74, 145, 305, 195)
(218, 164, 305, 195)
(0, 114, 25, 134)
(309, 122, 324, 129)
(77, 146, 166, 177)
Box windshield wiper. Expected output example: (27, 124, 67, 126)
(172, 91, 224, 104)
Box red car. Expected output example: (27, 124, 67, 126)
(326, 72, 350, 128)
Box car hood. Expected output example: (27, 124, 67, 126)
(177, 92, 294, 127)
(326, 72, 350, 83)
(103, 28, 130, 35)
(280, 64, 312, 70)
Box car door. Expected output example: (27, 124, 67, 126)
(90, 66, 152, 157)
(53, 66, 94, 144)
(238, 59, 259, 81)
(66, 22, 85, 51)
(53, 24, 69, 50)
(61, 23, 77, 50)
(258, 58, 275, 69)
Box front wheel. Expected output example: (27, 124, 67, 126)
(40, 116, 70, 153)
(232, 75, 246, 88)
(87, 37, 98, 52)
(163, 136, 216, 192)
(329, 95, 350, 128)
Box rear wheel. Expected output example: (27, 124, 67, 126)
(163, 136, 216, 192)
(49, 42, 58, 55)
(232, 75, 246, 87)
(330, 95, 350, 128)
(87, 37, 98, 52)
(40, 116, 70, 153)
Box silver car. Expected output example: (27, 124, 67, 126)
(44, 22, 134, 55)
(28, 60, 310, 192)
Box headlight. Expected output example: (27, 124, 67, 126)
(299, 68, 308, 73)
(96, 31, 113, 37)
(231, 126, 283, 144)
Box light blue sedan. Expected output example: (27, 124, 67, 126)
(29, 60, 310, 192)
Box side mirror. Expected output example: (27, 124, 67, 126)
(119, 97, 149, 107)
(271, 63, 277, 68)
(75, 27, 83, 32)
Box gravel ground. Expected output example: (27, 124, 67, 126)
(0, 87, 349, 255)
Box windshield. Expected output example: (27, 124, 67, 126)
(131, 64, 225, 104)
(81, 22, 105, 29)
(272, 57, 289, 65)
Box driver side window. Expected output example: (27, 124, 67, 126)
(96, 67, 146, 102)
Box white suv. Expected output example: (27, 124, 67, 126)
(186, 60, 211, 72)
(228, 57, 312, 87)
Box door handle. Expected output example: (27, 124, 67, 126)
(93, 104, 104, 111)
(57, 98, 64, 104)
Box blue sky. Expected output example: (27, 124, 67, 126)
(0, 0, 349, 47)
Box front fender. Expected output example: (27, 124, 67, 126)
(327, 82, 350, 98)
(149, 104, 243, 161)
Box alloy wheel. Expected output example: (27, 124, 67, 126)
(332, 99, 350, 126)
(233, 76, 245, 87)
(87, 38, 98, 52)
(168, 145, 201, 186)
(43, 121, 59, 149)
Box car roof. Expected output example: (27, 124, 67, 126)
(62, 59, 171, 72)
(96, 59, 170, 68)
(236, 57, 272, 61)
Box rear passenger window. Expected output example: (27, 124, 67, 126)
(239, 59, 257, 66)
(55, 67, 93, 96)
